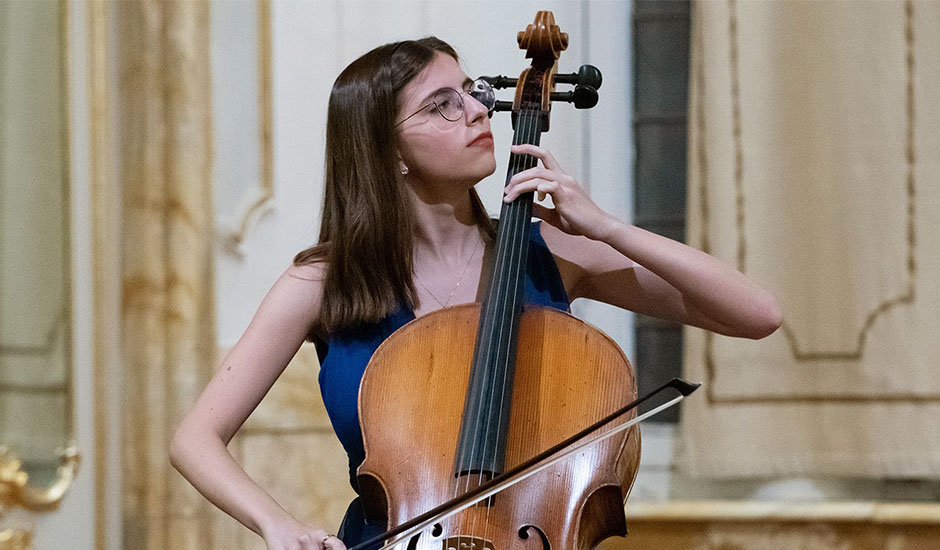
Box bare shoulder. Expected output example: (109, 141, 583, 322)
(283, 261, 327, 288)
(538, 222, 636, 299)
(252, 261, 327, 335)
(175, 261, 329, 444)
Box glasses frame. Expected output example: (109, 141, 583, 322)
(394, 78, 495, 128)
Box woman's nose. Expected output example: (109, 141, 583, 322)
(464, 95, 489, 124)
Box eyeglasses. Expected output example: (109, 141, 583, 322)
(394, 78, 496, 128)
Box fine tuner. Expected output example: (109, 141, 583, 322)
(482, 64, 603, 111)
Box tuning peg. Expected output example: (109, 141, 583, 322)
(480, 75, 518, 89)
(492, 100, 514, 112)
(550, 85, 598, 109)
(553, 65, 602, 90)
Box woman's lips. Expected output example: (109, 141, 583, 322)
(469, 132, 494, 147)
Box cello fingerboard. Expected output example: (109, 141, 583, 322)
(454, 108, 543, 478)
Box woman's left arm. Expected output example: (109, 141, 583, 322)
(504, 144, 782, 340)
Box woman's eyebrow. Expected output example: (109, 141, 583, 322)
(416, 77, 474, 105)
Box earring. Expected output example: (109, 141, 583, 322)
(400, 165, 409, 176)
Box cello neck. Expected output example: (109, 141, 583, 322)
(486, 109, 544, 323)
(454, 9, 564, 480)
(454, 109, 542, 479)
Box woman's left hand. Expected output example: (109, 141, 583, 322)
(503, 144, 615, 242)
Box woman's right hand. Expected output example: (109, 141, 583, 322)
(263, 519, 347, 550)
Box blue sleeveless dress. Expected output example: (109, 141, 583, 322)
(315, 222, 570, 548)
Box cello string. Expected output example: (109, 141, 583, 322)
(477, 103, 539, 544)
(471, 106, 529, 538)
(449, 90, 540, 546)
(475, 106, 519, 543)
(481, 117, 521, 540)
(481, 104, 538, 542)
(452, 106, 526, 539)
(467, 103, 534, 543)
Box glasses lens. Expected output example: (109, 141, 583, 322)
(433, 89, 463, 122)
(469, 78, 496, 112)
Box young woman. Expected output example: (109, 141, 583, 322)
(171, 37, 781, 550)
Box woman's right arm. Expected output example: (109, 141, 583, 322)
(170, 263, 344, 549)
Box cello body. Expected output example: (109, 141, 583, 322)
(358, 305, 640, 549)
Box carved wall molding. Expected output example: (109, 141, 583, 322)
(618, 500, 940, 550)
(215, 0, 274, 258)
(0, 446, 79, 514)
(0, 527, 34, 550)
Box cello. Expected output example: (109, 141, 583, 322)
(357, 12, 642, 550)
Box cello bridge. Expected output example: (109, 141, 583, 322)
(442, 536, 494, 550)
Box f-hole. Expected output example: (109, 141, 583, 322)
(518, 525, 551, 549)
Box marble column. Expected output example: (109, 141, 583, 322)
(118, 1, 216, 548)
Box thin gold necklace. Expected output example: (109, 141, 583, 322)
(416, 238, 483, 309)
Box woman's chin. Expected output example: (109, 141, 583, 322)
(477, 157, 498, 179)
(456, 158, 497, 186)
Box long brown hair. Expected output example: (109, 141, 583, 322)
(295, 37, 494, 334)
